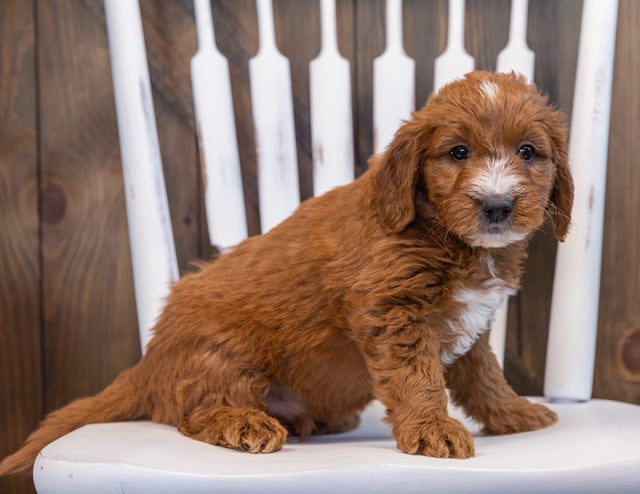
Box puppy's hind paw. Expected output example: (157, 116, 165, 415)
(236, 413, 288, 453)
(483, 399, 558, 435)
(179, 406, 288, 453)
(396, 412, 474, 459)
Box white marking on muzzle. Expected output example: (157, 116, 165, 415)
(466, 157, 527, 248)
(470, 157, 521, 198)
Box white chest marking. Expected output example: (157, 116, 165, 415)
(441, 283, 515, 366)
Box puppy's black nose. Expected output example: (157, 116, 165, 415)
(481, 197, 513, 224)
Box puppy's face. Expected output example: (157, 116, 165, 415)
(422, 73, 569, 248)
(374, 71, 574, 247)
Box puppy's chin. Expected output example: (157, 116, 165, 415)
(467, 230, 528, 249)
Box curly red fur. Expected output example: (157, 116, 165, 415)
(0, 71, 573, 476)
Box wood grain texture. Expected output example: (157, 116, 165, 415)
(464, 0, 509, 73)
(336, 0, 358, 174)
(211, 0, 261, 234)
(594, 0, 640, 402)
(403, 0, 446, 107)
(354, 0, 385, 173)
(273, 0, 320, 202)
(37, 0, 140, 412)
(0, 2, 40, 493)
(140, 0, 204, 266)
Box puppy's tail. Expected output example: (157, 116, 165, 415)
(0, 366, 147, 477)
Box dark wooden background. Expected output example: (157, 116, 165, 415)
(1, 1, 638, 492)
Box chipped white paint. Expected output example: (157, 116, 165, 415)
(104, 0, 179, 353)
(373, 0, 415, 154)
(441, 283, 515, 366)
(250, 0, 300, 232)
(545, 0, 618, 401)
(191, 0, 248, 250)
(480, 80, 499, 102)
(310, 0, 355, 196)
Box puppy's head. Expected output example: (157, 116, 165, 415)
(373, 71, 573, 247)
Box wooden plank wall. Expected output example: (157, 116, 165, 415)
(1, 2, 40, 494)
(1, 1, 638, 492)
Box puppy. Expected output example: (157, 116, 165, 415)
(0, 71, 573, 475)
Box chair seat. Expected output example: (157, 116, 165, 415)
(33, 398, 640, 494)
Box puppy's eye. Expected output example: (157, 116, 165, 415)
(449, 145, 470, 162)
(518, 144, 536, 162)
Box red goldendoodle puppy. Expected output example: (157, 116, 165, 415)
(0, 71, 573, 475)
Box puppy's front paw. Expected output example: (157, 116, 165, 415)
(396, 412, 474, 459)
(484, 399, 557, 435)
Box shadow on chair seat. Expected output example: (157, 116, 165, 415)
(34, 399, 640, 494)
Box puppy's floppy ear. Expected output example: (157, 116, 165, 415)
(372, 120, 426, 234)
(546, 110, 574, 241)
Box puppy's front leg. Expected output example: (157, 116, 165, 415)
(359, 321, 474, 458)
(445, 332, 557, 434)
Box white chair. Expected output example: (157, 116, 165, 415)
(32, 0, 640, 493)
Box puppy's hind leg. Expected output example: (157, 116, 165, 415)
(314, 413, 362, 436)
(176, 364, 287, 453)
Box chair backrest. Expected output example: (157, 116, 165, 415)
(104, 0, 618, 403)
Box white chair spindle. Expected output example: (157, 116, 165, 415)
(104, 0, 179, 353)
(373, 0, 415, 154)
(433, 0, 475, 91)
(310, 0, 355, 196)
(496, 0, 534, 83)
(545, 0, 619, 402)
(250, 0, 300, 233)
(191, 0, 248, 251)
